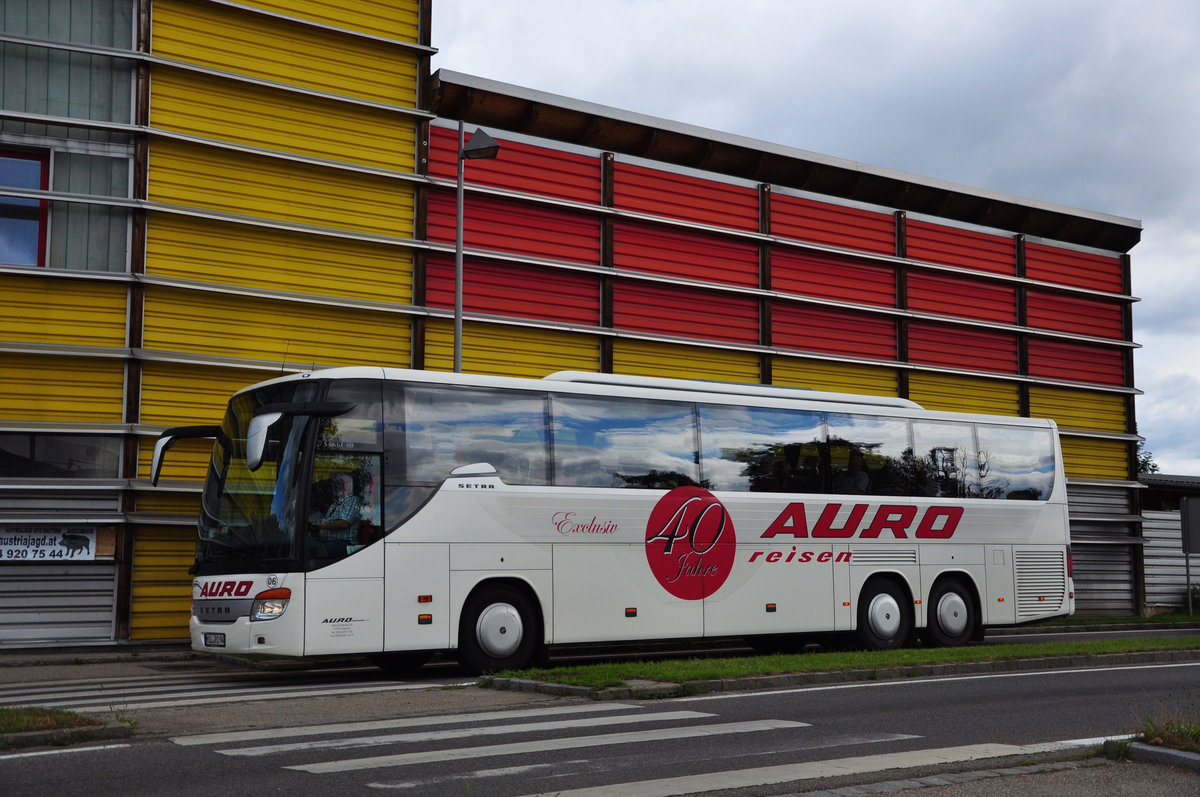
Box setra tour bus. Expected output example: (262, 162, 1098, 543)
(152, 367, 1074, 674)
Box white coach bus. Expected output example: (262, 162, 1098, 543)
(153, 367, 1074, 674)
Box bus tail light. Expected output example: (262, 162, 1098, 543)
(1066, 545, 1073, 577)
(251, 588, 291, 621)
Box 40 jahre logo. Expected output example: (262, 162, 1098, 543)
(645, 486, 736, 600)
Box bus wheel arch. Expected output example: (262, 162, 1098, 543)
(457, 579, 545, 675)
(855, 574, 913, 650)
(922, 574, 979, 647)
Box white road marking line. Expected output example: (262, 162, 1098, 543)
(509, 742, 1071, 797)
(287, 719, 808, 773)
(366, 762, 561, 790)
(172, 702, 642, 746)
(220, 710, 717, 756)
(0, 744, 130, 762)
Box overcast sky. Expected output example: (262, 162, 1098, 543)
(431, 0, 1200, 475)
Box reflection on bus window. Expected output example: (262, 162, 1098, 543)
(978, 425, 1054, 500)
(553, 396, 700, 488)
(912, 421, 978, 498)
(699, 405, 823, 492)
(827, 414, 911, 496)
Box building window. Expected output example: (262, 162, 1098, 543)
(0, 434, 122, 479)
(0, 150, 49, 267)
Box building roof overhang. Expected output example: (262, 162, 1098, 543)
(430, 70, 1142, 254)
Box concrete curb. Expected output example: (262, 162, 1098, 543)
(1, 722, 133, 750)
(487, 648, 1200, 701)
(1104, 740, 1200, 772)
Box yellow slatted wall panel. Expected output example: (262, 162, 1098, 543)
(142, 287, 411, 367)
(150, 0, 418, 106)
(147, 140, 414, 238)
(1028, 386, 1129, 433)
(129, 526, 193, 640)
(145, 214, 412, 304)
(772, 358, 899, 397)
(243, 0, 422, 42)
(135, 489, 201, 516)
(150, 68, 417, 172)
(1, 276, 127, 347)
(0, 354, 124, 422)
(613, 340, 760, 382)
(424, 321, 600, 378)
(1060, 437, 1132, 481)
(907, 372, 1020, 416)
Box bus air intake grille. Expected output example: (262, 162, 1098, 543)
(1014, 550, 1066, 618)
(849, 549, 918, 565)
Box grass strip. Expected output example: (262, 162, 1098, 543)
(0, 706, 101, 735)
(500, 635, 1200, 689)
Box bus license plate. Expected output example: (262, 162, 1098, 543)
(203, 633, 226, 648)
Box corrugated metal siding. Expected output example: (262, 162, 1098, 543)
(427, 192, 600, 264)
(907, 272, 1016, 324)
(1143, 510, 1200, 609)
(135, 489, 201, 516)
(1025, 290, 1126, 340)
(612, 220, 759, 287)
(771, 194, 895, 255)
(772, 359, 899, 396)
(242, 0, 422, 42)
(0, 563, 117, 645)
(151, 0, 418, 106)
(150, 67, 417, 171)
(613, 163, 758, 231)
(771, 249, 895, 307)
(146, 214, 413, 304)
(1060, 436, 1131, 480)
(907, 373, 1020, 415)
(613, 282, 759, 344)
(907, 322, 1018, 373)
(428, 127, 601, 203)
(905, 220, 1016, 275)
(2, 274, 127, 346)
(425, 255, 601, 325)
(612, 340, 760, 382)
(423, 321, 600, 378)
(148, 139, 414, 237)
(1070, 544, 1135, 616)
(1028, 386, 1128, 433)
(1025, 242, 1124, 293)
(1027, 338, 1126, 387)
(142, 288, 411, 366)
(129, 527, 193, 640)
(139, 362, 271, 428)
(1067, 484, 1133, 518)
(0, 354, 125, 423)
(773, 303, 896, 360)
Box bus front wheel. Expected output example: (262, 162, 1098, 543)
(923, 577, 977, 647)
(856, 577, 911, 650)
(458, 584, 541, 675)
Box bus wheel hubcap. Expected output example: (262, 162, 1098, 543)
(936, 592, 968, 637)
(476, 602, 523, 659)
(867, 593, 901, 640)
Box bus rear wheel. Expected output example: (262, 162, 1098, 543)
(856, 577, 911, 650)
(458, 584, 541, 675)
(923, 577, 977, 647)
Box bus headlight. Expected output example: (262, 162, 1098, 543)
(251, 588, 291, 621)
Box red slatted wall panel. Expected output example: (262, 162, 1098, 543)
(907, 322, 1018, 373)
(905, 220, 1016, 275)
(771, 249, 895, 307)
(1027, 338, 1126, 386)
(427, 126, 601, 203)
(773, 304, 897, 360)
(771, 194, 895, 255)
(907, 272, 1017, 324)
(613, 162, 758, 231)
(1026, 290, 1126, 339)
(612, 219, 759, 287)
(426, 255, 601, 324)
(428, 191, 601, 264)
(612, 281, 759, 344)
(1025, 242, 1125, 293)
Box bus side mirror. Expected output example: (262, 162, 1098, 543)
(246, 412, 283, 472)
(151, 425, 222, 486)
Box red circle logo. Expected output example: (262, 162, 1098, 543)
(645, 486, 736, 600)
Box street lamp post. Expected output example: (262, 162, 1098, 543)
(454, 121, 500, 373)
